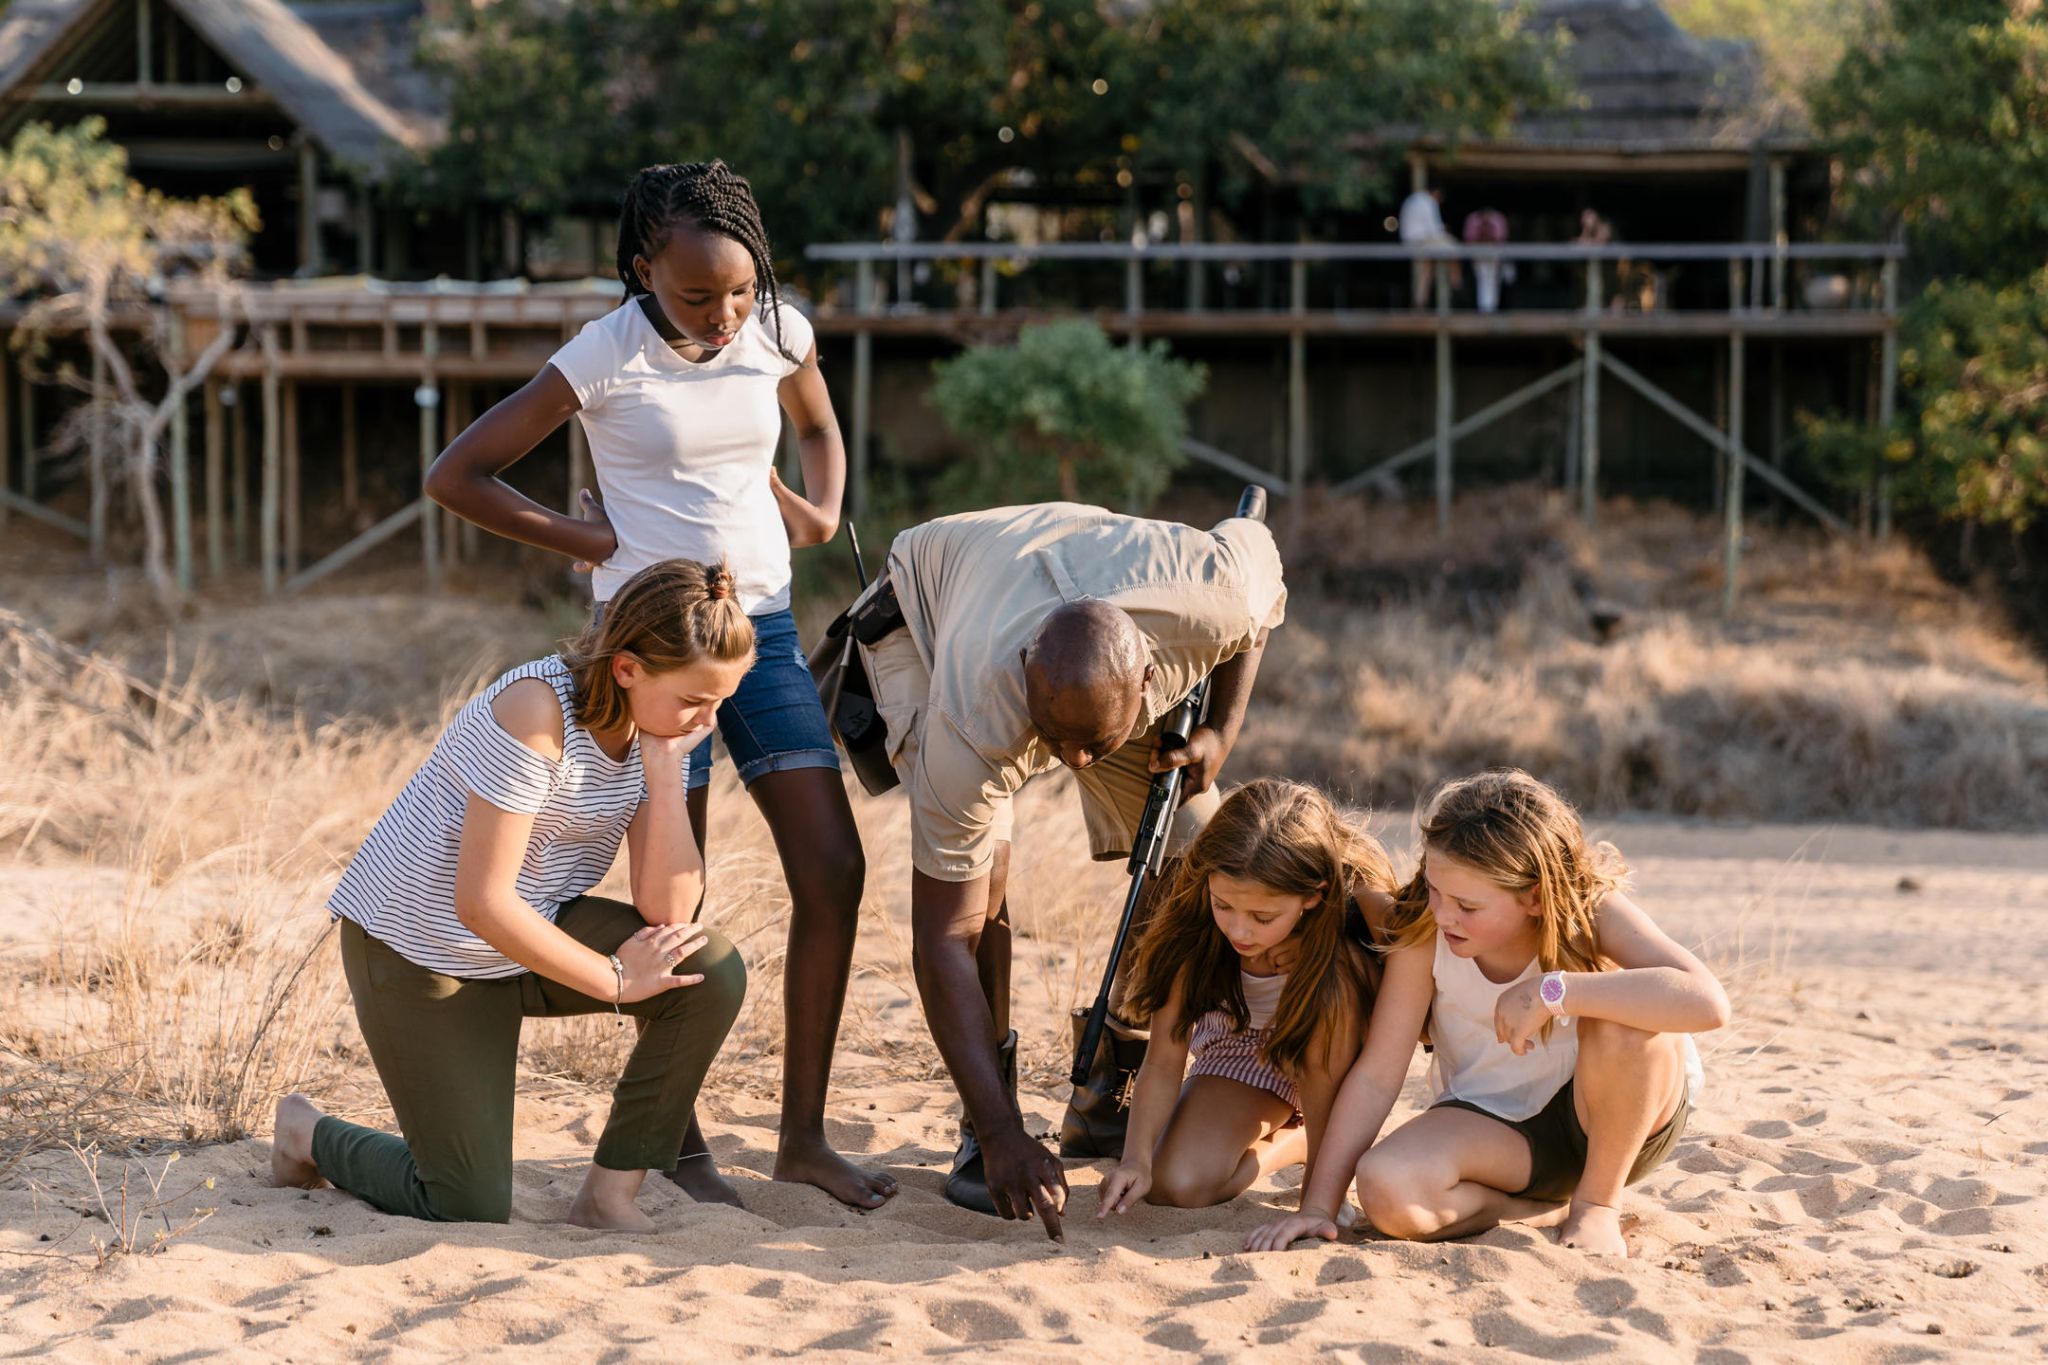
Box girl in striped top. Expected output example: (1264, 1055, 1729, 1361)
(1097, 780, 1395, 1218)
(269, 560, 755, 1231)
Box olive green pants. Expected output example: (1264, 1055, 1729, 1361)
(312, 896, 746, 1223)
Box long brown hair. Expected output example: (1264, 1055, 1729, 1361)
(1383, 769, 1625, 983)
(558, 559, 755, 733)
(1128, 779, 1395, 1077)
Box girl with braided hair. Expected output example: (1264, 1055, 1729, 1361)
(425, 160, 895, 1211)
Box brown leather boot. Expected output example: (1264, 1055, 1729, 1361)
(943, 1029, 1018, 1214)
(1059, 1008, 1148, 1160)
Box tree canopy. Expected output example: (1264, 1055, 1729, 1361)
(415, 0, 1566, 258)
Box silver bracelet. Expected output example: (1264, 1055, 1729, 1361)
(608, 952, 626, 1026)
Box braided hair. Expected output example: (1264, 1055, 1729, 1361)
(615, 160, 799, 365)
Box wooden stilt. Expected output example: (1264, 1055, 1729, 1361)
(1877, 261, 1899, 541)
(170, 381, 192, 593)
(340, 381, 358, 516)
(419, 327, 441, 591)
(1712, 343, 1728, 513)
(261, 333, 281, 593)
(204, 380, 225, 578)
(1723, 333, 1746, 614)
(231, 386, 249, 567)
(89, 344, 108, 560)
(18, 363, 36, 507)
(1287, 260, 1307, 496)
(851, 258, 874, 520)
(1581, 334, 1602, 525)
(2, 350, 15, 533)
(282, 380, 301, 573)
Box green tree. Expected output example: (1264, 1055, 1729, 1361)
(1809, 0, 2048, 283)
(0, 119, 256, 607)
(1893, 270, 2048, 531)
(928, 319, 1205, 507)
(416, 0, 1567, 260)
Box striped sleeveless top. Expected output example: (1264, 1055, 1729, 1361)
(328, 655, 684, 979)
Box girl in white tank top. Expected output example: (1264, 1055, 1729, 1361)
(1246, 769, 1727, 1260)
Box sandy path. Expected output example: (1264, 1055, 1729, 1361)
(4, 815, 2046, 1361)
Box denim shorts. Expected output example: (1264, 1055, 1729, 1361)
(592, 604, 840, 791)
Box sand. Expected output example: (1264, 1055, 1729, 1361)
(4, 799, 2046, 1362)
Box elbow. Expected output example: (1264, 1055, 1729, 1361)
(453, 894, 489, 935)
(422, 452, 466, 510)
(1701, 982, 1733, 1032)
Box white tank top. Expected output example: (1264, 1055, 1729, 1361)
(1426, 930, 1580, 1122)
(1425, 930, 1706, 1121)
(1240, 968, 1287, 1030)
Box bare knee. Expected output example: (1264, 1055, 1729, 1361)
(1353, 1152, 1437, 1241)
(423, 1176, 512, 1224)
(1145, 1148, 1234, 1209)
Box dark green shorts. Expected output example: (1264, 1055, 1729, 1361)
(1434, 1078, 1690, 1204)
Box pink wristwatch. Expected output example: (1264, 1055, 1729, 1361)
(1539, 970, 1569, 1017)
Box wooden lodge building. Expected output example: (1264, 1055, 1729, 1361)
(0, 0, 1899, 600)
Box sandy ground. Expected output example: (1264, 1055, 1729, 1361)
(3, 798, 2046, 1362)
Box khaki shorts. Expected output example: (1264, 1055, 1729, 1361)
(1434, 1078, 1691, 1204)
(864, 627, 1219, 877)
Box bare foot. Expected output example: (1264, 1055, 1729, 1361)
(267, 1093, 328, 1190)
(774, 1134, 898, 1209)
(568, 1164, 657, 1232)
(660, 1153, 745, 1208)
(566, 1189, 657, 1233)
(1558, 1201, 1629, 1256)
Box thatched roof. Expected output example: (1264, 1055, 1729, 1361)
(1513, 0, 1781, 150)
(0, 0, 433, 176)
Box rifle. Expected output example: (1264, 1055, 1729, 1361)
(1069, 483, 1270, 1087)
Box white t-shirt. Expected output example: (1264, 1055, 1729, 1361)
(1398, 190, 1447, 244)
(548, 297, 815, 612)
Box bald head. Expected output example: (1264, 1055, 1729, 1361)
(1021, 601, 1152, 769)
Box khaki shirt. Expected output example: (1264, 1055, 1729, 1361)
(871, 502, 1287, 882)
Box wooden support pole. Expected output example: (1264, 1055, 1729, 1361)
(1127, 257, 1145, 351)
(1712, 343, 1728, 513)
(1581, 333, 1602, 525)
(850, 258, 874, 520)
(230, 386, 249, 566)
(1723, 333, 1746, 614)
(18, 362, 36, 506)
(170, 382, 192, 593)
(980, 256, 997, 318)
(340, 381, 358, 515)
(282, 379, 301, 573)
(298, 140, 322, 277)
(1287, 259, 1307, 494)
(456, 385, 478, 563)
(1877, 260, 1899, 541)
(1, 350, 13, 532)
(89, 344, 107, 560)
(1434, 265, 1453, 532)
(261, 333, 281, 593)
(419, 326, 441, 591)
(204, 380, 224, 578)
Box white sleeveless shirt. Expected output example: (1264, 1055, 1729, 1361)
(1426, 930, 1704, 1120)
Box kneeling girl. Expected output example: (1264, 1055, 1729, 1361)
(270, 560, 752, 1230)
(1247, 768, 1727, 1256)
(1098, 779, 1395, 1216)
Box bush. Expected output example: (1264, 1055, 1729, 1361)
(927, 320, 1206, 511)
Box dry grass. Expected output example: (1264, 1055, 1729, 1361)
(1256, 487, 2048, 829)
(1, 489, 2043, 1165)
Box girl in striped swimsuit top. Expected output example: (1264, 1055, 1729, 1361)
(1097, 779, 1396, 1219)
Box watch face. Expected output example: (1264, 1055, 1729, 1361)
(1540, 976, 1565, 1004)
